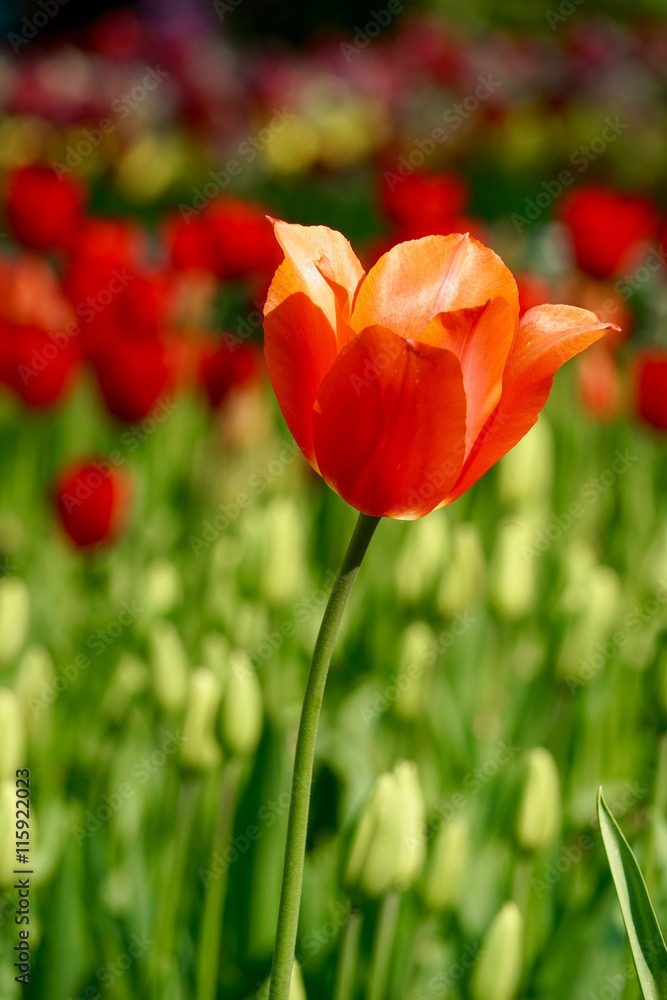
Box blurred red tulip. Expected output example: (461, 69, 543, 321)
(93, 335, 176, 422)
(264, 221, 617, 518)
(164, 212, 219, 274)
(577, 342, 623, 421)
(634, 349, 667, 431)
(55, 459, 131, 548)
(204, 197, 283, 282)
(379, 171, 469, 227)
(199, 340, 264, 408)
(5, 165, 86, 252)
(0, 321, 80, 408)
(515, 272, 553, 317)
(560, 186, 658, 280)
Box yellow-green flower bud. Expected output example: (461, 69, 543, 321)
(423, 816, 470, 911)
(346, 761, 426, 898)
(395, 515, 450, 602)
(201, 632, 230, 685)
(149, 621, 189, 712)
(471, 902, 523, 1000)
(139, 558, 182, 617)
(0, 688, 25, 781)
(498, 417, 553, 507)
(260, 497, 306, 605)
(437, 523, 485, 616)
(395, 622, 436, 721)
(15, 645, 55, 717)
(103, 654, 150, 721)
(181, 668, 223, 772)
(0, 577, 29, 667)
(219, 651, 263, 757)
(557, 564, 621, 683)
(516, 748, 561, 851)
(489, 520, 537, 620)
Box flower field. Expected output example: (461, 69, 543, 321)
(0, 4, 667, 1000)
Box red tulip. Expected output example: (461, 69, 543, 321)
(55, 459, 131, 548)
(379, 171, 469, 228)
(5, 165, 86, 252)
(577, 343, 623, 421)
(560, 186, 658, 280)
(634, 349, 667, 431)
(93, 335, 175, 422)
(263, 221, 617, 518)
(164, 212, 219, 274)
(204, 197, 283, 282)
(199, 340, 264, 408)
(0, 321, 80, 408)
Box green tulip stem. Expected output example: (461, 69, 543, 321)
(268, 511, 381, 1000)
(333, 907, 363, 1000)
(197, 758, 244, 1000)
(366, 892, 401, 1000)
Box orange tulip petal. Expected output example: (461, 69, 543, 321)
(418, 296, 517, 455)
(264, 258, 339, 467)
(271, 220, 365, 346)
(444, 304, 618, 504)
(352, 233, 519, 340)
(312, 327, 467, 518)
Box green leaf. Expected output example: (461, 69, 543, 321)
(598, 787, 667, 1000)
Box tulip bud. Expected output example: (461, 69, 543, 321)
(346, 761, 426, 898)
(149, 621, 189, 712)
(139, 558, 182, 618)
(498, 417, 553, 507)
(423, 816, 470, 911)
(471, 902, 523, 1000)
(260, 497, 306, 605)
(0, 688, 26, 781)
(15, 645, 55, 714)
(0, 780, 17, 885)
(557, 564, 621, 682)
(103, 653, 150, 720)
(181, 668, 223, 772)
(489, 520, 537, 620)
(394, 622, 436, 721)
(219, 651, 263, 757)
(201, 632, 230, 685)
(15, 645, 55, 739)
(437, 523, 485, 616)
(516, 748, 561, 851)
(394, 515, 450, 602)
(0, 576, 29, 667)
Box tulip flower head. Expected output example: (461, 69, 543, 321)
(263, 221, 617, 519)
(5, 165, 86, 252)
(635, 349, 667, 432)
(55, 460, 131, 548)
